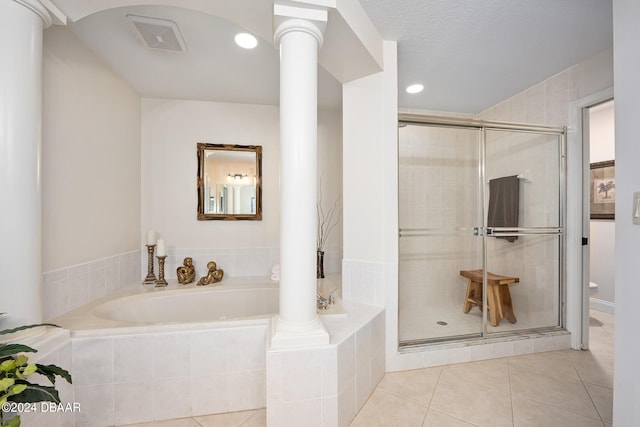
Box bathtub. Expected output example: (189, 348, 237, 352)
(50, 275, 352, 426)
(52, 277, 281, 426)
(53, 276, 280, 334)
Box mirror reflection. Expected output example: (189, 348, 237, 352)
(197, 143, 262, 220)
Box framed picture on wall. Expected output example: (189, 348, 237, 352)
(590, 160, 615, 220)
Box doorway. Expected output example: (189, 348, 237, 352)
(581, 99, 615, 350)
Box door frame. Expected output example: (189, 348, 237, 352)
(566, 87, 614, 350)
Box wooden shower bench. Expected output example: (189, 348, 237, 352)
(460, 269, 519, 327)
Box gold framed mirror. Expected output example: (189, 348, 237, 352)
(197, 143, 262, 220)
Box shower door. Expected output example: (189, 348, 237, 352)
(482, 128, 564, 336)
(398, 123, 485, 343)
(398, 119, 565, 346)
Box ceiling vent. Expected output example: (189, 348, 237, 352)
(127, 14, 187, 52)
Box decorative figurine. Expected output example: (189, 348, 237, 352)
(176, 257, 196, 284)
(197, 261, 224, 286)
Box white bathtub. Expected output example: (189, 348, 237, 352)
(95, 283, 278, 324)
(53, 277, 280, 334)
(53, 277, 280, 425)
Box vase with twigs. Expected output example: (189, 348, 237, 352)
(317, 177, 341, 279)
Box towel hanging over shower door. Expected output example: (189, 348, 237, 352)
(487, 175, 519, 242)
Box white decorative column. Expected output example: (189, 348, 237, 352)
(0, 0, 52, 328)
(271, 4, 329, 348)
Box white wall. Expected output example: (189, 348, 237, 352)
(612, 1, 640, 424)
(342, 40, 399, 363)
(42, 25, 141, 271)
(479, 47, 613, 126)
(589, 102, 615, 309)
(343, 41, 398, 264)
(141, 99, 342, 277)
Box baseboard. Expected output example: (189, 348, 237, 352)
(590, 297, 615, 315)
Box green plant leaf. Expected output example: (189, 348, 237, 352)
(35, 364, 72, 385)
(21, 365, 36, 377)
(7, 384, 60, 404)
(0, 345, 37, 358)
(0, 360, 16, 373)
(0, 323, 59, 336)
(0, 378, 15, 393)
(8, 384, 26, 396)
(2, 415, 21, 427)
(13, 356, 27, 368)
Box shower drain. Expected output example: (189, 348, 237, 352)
(436, 320, 448, 326)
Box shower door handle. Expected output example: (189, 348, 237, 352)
(473, 227, 494, 236)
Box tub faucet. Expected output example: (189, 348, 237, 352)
(316, 291, 328, 310)
(316, 289, 337, 310)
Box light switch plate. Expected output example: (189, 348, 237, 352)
(633, 192, 640, 225)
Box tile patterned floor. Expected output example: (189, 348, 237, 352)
(120, 409, 266, 427)
(351, 309, 614, 427)
(121, 310, 614, 427)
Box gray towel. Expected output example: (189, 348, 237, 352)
(488, 175, 519, 242)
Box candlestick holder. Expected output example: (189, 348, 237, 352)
(155, 255, 168, 287)
(143, 244, 157, 285)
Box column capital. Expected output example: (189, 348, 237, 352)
(10, 0, 53, 27)
(274, 3, 327, 47)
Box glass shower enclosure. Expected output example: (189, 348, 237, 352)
(398, 115, 566, 347)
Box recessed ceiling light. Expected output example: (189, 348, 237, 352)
(406, 84, 424, 94)
(235, 33, 258, 49)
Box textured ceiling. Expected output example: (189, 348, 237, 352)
(65, 1, 613, 114)
(68, 5, 342, 109)
(359, 0, 613, 113)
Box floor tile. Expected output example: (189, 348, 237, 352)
(121, 418, 202, 427)
(439, 357, 510, 392)
(193, 409, 262, 426)
(570, 354, 614, 388)
(508, 351, 579, 381)
(422, 409, 479, 427)
(376, 367, 442, 406)
(510, 362, 601, 420)
(429, 372, 513, 427)
(349, 389, 428, 427)
(586, 384, 613, 424)
(512, 396, 604, 427)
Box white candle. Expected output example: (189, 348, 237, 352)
(156, 239, 166, 257)
(146, 229, 156, 246)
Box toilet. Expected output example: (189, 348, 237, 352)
(589, 281, 599, 296)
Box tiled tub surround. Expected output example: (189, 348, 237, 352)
(70, 323, 268, 426)
(267, 306, 385, 427)
(45, 275, 381, 426)
(43, 246, 341, 322)
(43, 250, 141, 320)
